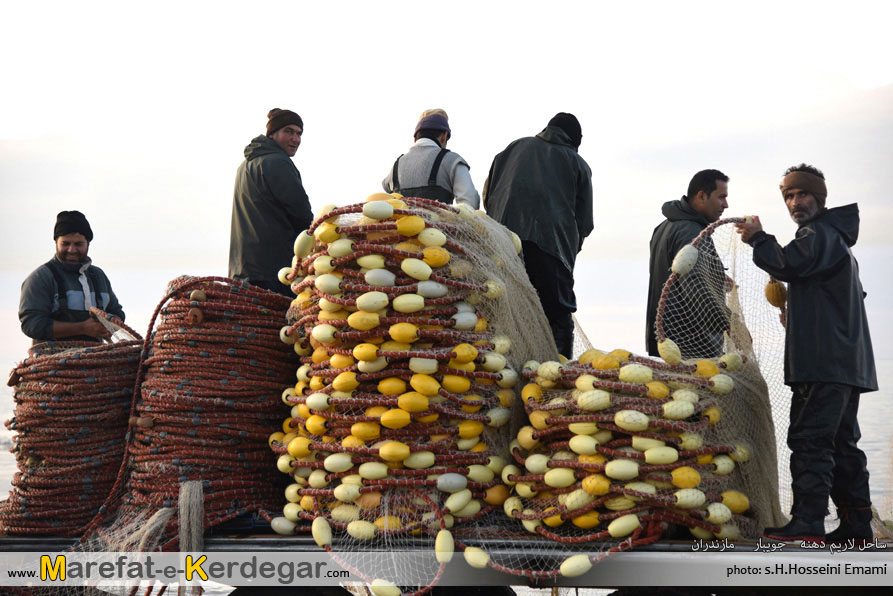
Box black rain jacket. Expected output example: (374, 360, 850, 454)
(646, 198, 729, 357)
(748, 203, 877, 392)
(483, 126, 593, 273)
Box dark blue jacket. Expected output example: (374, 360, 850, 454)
(19, 257, 125, 342)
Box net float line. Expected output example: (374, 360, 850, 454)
(2, 328, 142, 537)
(654, 217, 745, 346)
(78, 277, 296, 551)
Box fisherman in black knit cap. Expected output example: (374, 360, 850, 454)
(19, 210, 125, 343)
(483, 113, 594, 358)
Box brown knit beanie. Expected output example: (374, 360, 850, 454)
(266, 108, 303, 136)
(780, 171, 827, 208)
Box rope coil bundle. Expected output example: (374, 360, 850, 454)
(82, 276, 297, 551)
(1, 317, 142, 537)
(268, 194, 559, 593)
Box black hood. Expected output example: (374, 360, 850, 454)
(813, 203, 860, 247)
(535, 126, 576, 150)
(661, 197, 709, 226)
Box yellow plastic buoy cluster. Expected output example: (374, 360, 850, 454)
(505, 346, 752, 544)
(270, 193, 519, 565)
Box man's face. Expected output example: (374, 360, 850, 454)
(784, 189, 820, 224)
(697, 180, 729, 223)
(55, 233, 89, 263)
(270, 124, 302, 157)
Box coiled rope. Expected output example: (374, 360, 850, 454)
(1, 323, 142, 536)
(80, 276, 297, 551)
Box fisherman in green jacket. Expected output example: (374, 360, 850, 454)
(229, 108, 313, 295)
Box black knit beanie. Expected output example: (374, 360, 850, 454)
(54, 210, 93, 241)
(547, 112, 582, 148)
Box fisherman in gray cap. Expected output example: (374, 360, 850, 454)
(382, 109, 480, 208)
(19, 210, 125, 343)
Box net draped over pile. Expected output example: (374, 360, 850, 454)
(265, 198, 792, 590)
(268, 195, 560, 591)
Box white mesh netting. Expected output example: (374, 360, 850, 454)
(266, 199, 798, 591)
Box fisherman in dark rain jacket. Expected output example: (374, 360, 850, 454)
(646, 169, 731, 358)
(483, 113, 593, 358)
(229, 108, 313, 296)
(736, 164, 878, 545)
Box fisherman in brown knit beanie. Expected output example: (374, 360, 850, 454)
(229, 108, 313, 296)
(737, 164, 877, 544)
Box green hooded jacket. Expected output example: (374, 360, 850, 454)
(229, 135, 313, 284)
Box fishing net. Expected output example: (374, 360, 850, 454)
(76, 276, 297, 558)
(656, 219, 892, 539)
(269, 194, 560, 593)
(654, 218, 788, 527)
(1, 314, 142, 537)
(448, 218, 788, 583)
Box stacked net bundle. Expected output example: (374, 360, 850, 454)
(267, 194, 560, 593)
(655, 218, 789, 523)
(1, 314, 142, 537)
(493, 349, 765, 580)
(81, 276, 297, 552)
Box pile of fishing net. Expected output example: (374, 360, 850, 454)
(498, 350, 761, 579)
(655, 218, 788, 526)
(1, 314, 142, 537)
(268, 194, 559, 593)
(81, 276, 297, 552)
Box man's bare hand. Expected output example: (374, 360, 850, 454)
(81, 318, 112, 339)
(735, 216, 763, 243)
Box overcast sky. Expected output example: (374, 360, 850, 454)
(2, 0, 892, 361)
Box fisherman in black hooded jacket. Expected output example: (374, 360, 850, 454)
(646, 169, 731, 358)
(736, 163, 878, 544)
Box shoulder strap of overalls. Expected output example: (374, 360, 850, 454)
(391, 155, 404, 191)
(45, 259, 69, 310)
(428, 149, 450, 185)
